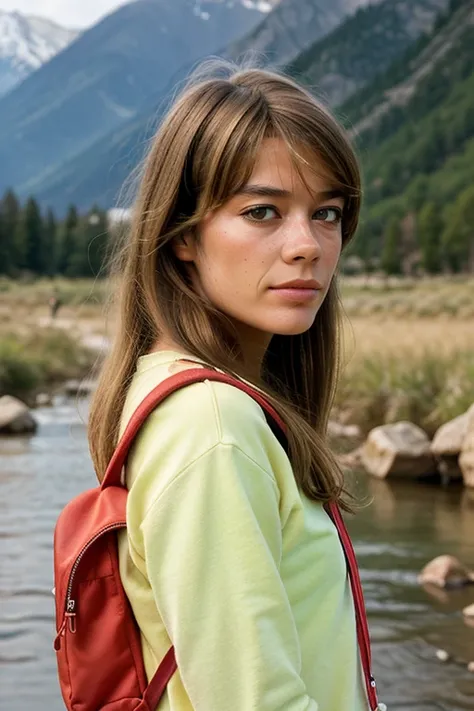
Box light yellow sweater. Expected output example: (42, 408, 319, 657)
(118, 351, 368, 711)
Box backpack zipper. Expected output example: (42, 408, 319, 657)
(54, 521, 126, 650)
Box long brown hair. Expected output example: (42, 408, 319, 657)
(89, 60, 361, 508)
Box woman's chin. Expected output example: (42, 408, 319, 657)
(267, 314, 318, 336)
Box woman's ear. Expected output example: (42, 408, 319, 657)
(172, 233, 196, 263)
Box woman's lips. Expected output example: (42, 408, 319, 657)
(269, 286, 320, 302)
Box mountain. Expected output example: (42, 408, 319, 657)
(288, 0, 449, 106)
(339, 0, 474, 270)
(226, 0, 373, 66)
(29, 0, 385, 213)
(0, 10, 78, 98)
(0, 0, 270, 198)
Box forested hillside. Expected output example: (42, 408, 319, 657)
(225, 0, 370, 67)
(288, 0, 447, 106)
(341, 0, 474, 273)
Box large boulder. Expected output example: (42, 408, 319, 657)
(419, 555, 474, 588)
(460, 405, 474, 488)
(431, 408, 473, 456)
(361, 421, 435, 479)
(432, 406, 474, 481)
(328, 420, 362, 442)
(0, 395, 37, 434)
(463, 603, 474, 618)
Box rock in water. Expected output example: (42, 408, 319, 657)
(463, 603, 474, 618)
(431, 408, 473, 456)
(418, 555, 474, 588)
(460, 404, 474, 488)
(361, 421, 434, 479)
(0, 395, 37, 434)
(431, 407, 474, 481)
(436, 649, 450, 662)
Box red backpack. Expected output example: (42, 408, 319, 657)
(53, 368, 379, 711)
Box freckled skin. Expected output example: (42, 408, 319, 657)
(174, 137, 344, 359)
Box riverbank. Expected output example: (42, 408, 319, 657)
(0, 329, 98, 404)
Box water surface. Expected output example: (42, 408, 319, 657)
(1, 400, 473, 710)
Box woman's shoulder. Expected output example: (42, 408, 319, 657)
(122, 355, 284, 477)
(124, 364, 272, 447)
(121, 359, 290, 513)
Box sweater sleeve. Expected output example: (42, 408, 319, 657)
(141, 441, 319, 711)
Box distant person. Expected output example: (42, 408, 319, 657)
(65, 61, 380, 710)
(48, 293, 62, 320)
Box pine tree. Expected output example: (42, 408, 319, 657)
(441, 186, 474, 273)
(406, 175, 429, 212)
(381, 216, 402, 275)
(417, 201, 443, 274)
(66, 217, 88, 277)
(0, 208, 8, 275)
(19, 197, 44, 274)
(44, 208, 57, 276)
(2, 189, 21, 272)
(57, 205, 79, 275)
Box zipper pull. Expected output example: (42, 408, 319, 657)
(66, 600, 77, 633)
(54, 618, 66, 651)
(66, 612, 77, 633)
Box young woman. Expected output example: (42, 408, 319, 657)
(88, 62, 372, 711)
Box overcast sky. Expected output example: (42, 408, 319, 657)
(0, 0, 130, 27)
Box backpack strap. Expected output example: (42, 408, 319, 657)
(102, 367, 379, 711)
(101, 367, 287, 490)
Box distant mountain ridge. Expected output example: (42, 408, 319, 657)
(226, 0, 373, 66)
(13, 0, 379, 213)
(0, 10, 78, 97)
(288, 0, 449, 106)
(0, 0, 270, 199)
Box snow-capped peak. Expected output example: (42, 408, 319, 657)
(0, 10, 79, 97)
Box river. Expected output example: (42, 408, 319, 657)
(1, 398, 474, 710)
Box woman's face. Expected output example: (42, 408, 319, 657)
(175, 137, 344, 354)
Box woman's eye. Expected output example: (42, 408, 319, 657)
(244, 206, 278, 222)
(314, 207, 342, 224)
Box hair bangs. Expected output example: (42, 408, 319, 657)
(193, 92, 272, 219)
(269, 109, 361, 245)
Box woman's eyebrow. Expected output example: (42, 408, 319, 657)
(235, 185, 346, 200)
(236, 184, 291, 198)
(319, 189, 346, 201)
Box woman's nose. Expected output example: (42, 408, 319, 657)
(281, 220, 321, 263)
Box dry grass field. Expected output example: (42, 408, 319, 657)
(1, 276, 473, 430)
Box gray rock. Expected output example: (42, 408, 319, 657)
(431, 407, 473, 456)
(460, 405, 474, 488)
(419, 554, 474, 588)
(361, 421, 435, 479)
(36, 392, 53, 407)
(328, 420, 362, 441)
(463, 603, 474, 618)
(0, 395, 37, 434)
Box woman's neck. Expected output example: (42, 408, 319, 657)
(150, 327, 271, 382)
